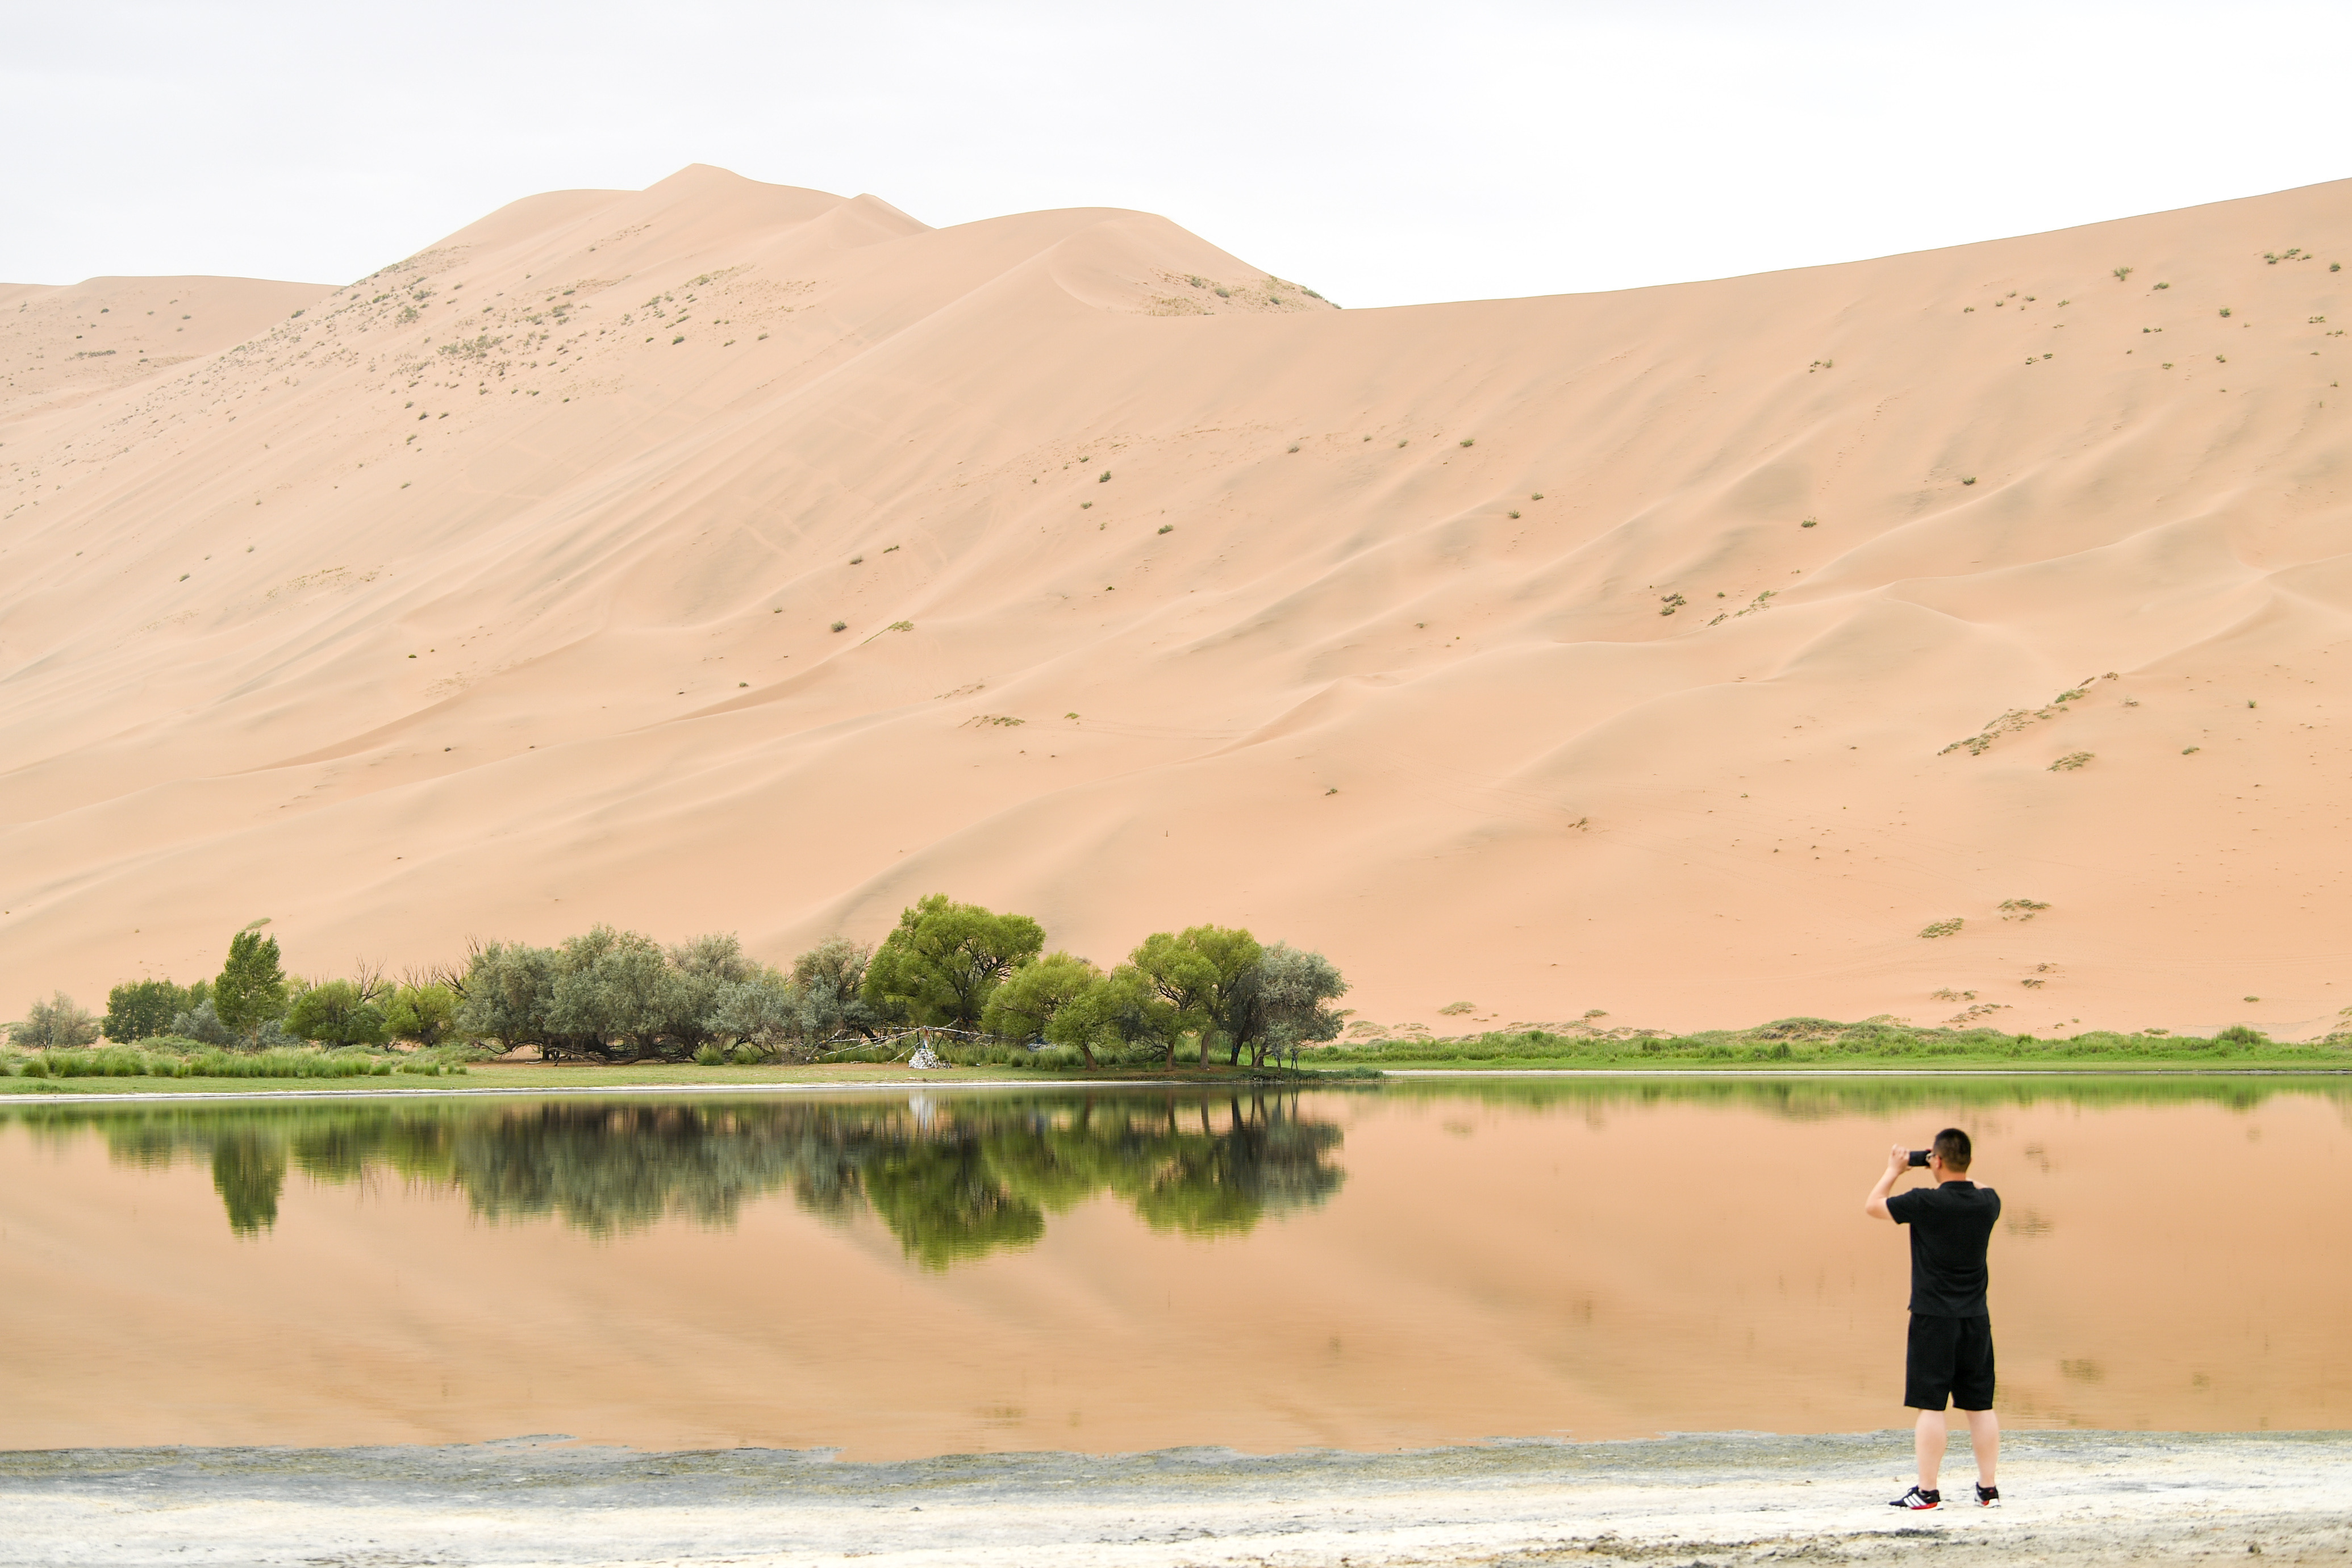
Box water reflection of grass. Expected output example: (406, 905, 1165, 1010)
(1382, 1074, 2352, 1118)
(1, 1091, 1344, 1261)
(1327, 1021, 2352, 1070)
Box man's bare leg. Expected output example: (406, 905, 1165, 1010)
(1963, 1407, 1999, 1489)
(1913, 1408, 1947, 1490)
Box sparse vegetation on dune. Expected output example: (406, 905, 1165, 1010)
(1321, 1016, 2350, 1070)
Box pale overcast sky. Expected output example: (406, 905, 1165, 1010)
(5, 1, 2349, 308)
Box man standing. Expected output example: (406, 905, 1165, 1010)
(1865, 1127, 2001, 1511)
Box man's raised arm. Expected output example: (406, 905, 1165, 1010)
(1865, 1144, 1909, 1221)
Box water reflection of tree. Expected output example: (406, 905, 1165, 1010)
(3, 1091, 1344, 1262)
(210, 1130, 289, 1237)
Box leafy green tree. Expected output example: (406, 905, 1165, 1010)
(660, 933, 755, 1051)
(791, 936, 876, 1040)
(1048, 965, 1181, 1068)
(982, 951, 1102, 1057)
(452, 941, 565, 1050)
(102, 979, 194, 1042)
(1246, 943, 1349, 1067)
(11, 991, 100, 1049)
(1131, 925, 1263, 1066)
(708, 968, 800, 1054)
(214, 930, 289, 1038)
(548, 925, 691, 1058)
(861, 895, 1045, 1029)
(284, 979, 391, 1047)
(382, 983, 457, 1046)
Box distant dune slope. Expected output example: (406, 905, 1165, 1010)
(5, 164, 2351, 1037)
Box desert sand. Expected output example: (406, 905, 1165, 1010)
(6, 166, 2352, 1036)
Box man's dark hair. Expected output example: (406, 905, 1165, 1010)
(1932, 1127, 1972, 1173)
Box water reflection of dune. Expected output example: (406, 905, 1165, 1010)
(8, 1091, 1344, 1258)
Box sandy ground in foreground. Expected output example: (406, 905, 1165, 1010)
(1, 1433, 2345, 1567)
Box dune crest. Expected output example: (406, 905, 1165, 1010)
(5, 164, 2351, 1037)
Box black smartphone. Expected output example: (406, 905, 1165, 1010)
(1907, 1149, 1932, 1167)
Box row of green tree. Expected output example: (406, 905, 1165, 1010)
(9, 897, 1348, 1070)
(11, 928, 456, 1053)
(454, 895, 1346, 1066)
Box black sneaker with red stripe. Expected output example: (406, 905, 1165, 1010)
(1974, 1483, 2001, 1508)
(1890, 1484, 1942, 1511)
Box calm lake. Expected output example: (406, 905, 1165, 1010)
(0, 1077, 2343, 1456)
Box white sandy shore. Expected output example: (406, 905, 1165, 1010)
(3, 1433, 2345, 1567)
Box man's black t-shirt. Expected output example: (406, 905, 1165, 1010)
(1886, 1179, 2000, 1316)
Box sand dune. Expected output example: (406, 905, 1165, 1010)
(5, 165, 2351, 1037)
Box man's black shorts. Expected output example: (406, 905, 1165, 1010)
(1905, 1313, 1995, 1411)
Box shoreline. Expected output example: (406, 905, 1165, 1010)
(5, 1431, 2345, 1567)
(3, 1061, 2350, 1106)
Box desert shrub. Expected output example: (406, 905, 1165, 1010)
(383, 983, 457, 1046)
(284, 979, 390, 1046)
(548, 925, 694, 1057)
(10, 992, 100, 1049)
(1250, 943, 1349, 1066)
(707, 970, 800, 1053)
(103, 979, 203, 1043)
(170, 999, 239, 1046)
(793, 936, 877, 1041)
(453, 940, 566, 1050)
(662, 932, 756, 1051)
(453, 927, 882, 1061)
